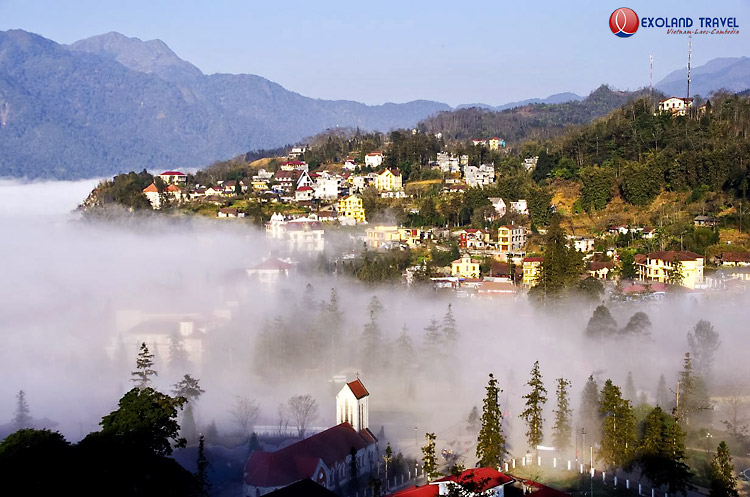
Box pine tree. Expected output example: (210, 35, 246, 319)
(476, 373, 507, 467)
(624, 372, 637, 405)
(131, 342, 157, 388)
(676, 352, 711, 427)
(622, 312, 652, 336)
(168, 331, 189, 373)
(467, 406, 480, 434)
(599, 380, 637, 469)
(13, 390, 32, 430)
(195, 435, 212, 497)
(656, 374, 672, 410)
(393, 324, 415, 371)
(441, 303, 458, 343)
(635, 406, 692, 494)
(579, 375, 600, 443)
(520, 361, 547, 453)
(172, 374, 205, 403)
(361, 309, 384, 373)
(709, 441, 739, 497)
(421, 432, 440, 482)
(688, 320, 720, 381)
(423, 317, 442, 352)
(552, 378, 573, 452)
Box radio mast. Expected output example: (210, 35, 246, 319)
(686, 35, 692, 99)
(649, 54, 653, 97)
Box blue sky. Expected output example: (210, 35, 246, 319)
(0, 0, 747, 106)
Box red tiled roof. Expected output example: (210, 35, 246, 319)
(166, 184, 181, 192)
(347, 379, 369, 399)
(297, 186, 313, 191)
(159, 171, 185, 176)
(142, 183, 158, 193)
(523, 257, 544, 263)
(622, 282, 668, 294)
(634, 254, 647, 264)
(478, 281, 516, 293)
(244, 423, 375, 487)
(720, 252, 750, 263)
(282, 161, 307, 166)
(250, 258, 295, 271)
(389, 468, 514, 497)
(588, 261, 614, 271)
(647, 251, 702, 262)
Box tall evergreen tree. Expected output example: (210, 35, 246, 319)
(552, 378, 573, 452)
(527, 215, 584, 302)
(599, 379, 637, 469)
(467, 406, 480, 434)
(709, 441, 739, 497)
(622, 311, 652, 336)
(393, 324, 415, 373)
(676, 352, 711, 427)
(131, 342, 157, 389)
(195, 435, 211, 497)
(441, 304, 458, 343)
(579, 375, 601, 443)
(655, 374, 671, 410)
(520, 361, 547, 453)
(476, 373, 507, 467)
(687, 320, 720, 381)
(421, 432, 440, 482)
(168, 331, 190, 373)
(635, 406, 692, 494)
(172, 374, 205, 445)
(13, 390, 32, 430)
(423, 317, 442, 353)
(624, 372, 637, 405)
(361, 309, 385, 373)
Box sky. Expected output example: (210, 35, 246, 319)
(0, 1, 748, 106)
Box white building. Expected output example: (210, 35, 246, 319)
(364, 152, 384, 168)
(488, 197, 507, 218)
(314, 177, 340, 200)
(523, 156, 539, 172)
(266, 213, 325, 253)
(464, 164, 495, 187)
(510, 199, 529, 216)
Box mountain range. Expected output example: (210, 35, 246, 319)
(0, 29, 748, 180)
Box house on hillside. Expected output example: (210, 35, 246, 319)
(464, 164, 495, 187)
(374, 168, 402, 192)
(246, 258, 297, 285)
(522, 257, 543, 287)
(243, 379, 378, 496)
(452, 255, 480, 278)
(338, 195, 366, 223)
(658, 97, 693, 116)
(487, 197, 507, 218)
(266, 213, 325, 253)
(218, 207, 245, 218)
(636, 251, 704, 289)
(157, 171, 187, 186)
(365, 151, 384, 168)
(497, 225, 526, 254)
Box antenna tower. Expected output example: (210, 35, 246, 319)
(649, 54, 653, 97)
(687, 35, 692, 99)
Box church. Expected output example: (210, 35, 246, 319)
(243, 379, 378, 496)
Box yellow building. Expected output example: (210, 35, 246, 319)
(497, 225, 526, 254)
(366, 225, 401, 248)
(374, 168, 402, 192)
(522, 257, 543, 287)
(488, 137, 502, 151)
(451, 254, 480, 278)
(637, 251, 704, 289)
(338, 194, 366, 223)
(252, 180, 268, 191)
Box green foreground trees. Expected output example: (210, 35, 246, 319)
(476, 373, 507, 467)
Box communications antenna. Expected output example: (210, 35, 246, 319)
(649, 54, 653, 98)
(687, 35, 692, 99)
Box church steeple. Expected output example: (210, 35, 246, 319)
(336, 378, 369, 432)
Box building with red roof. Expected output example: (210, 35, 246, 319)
(157, 171, 187, 186)
(243, 380, 377, 496)
(387, 468, 514, 497)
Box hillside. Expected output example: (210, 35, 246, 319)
(655, 56, 750, 98)
(418, 85, 656, 144)
(0, 30, 450, 180)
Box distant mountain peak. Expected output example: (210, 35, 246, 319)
(67, 31, 203, 82)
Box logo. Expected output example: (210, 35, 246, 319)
(610, 7, 639, 37)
